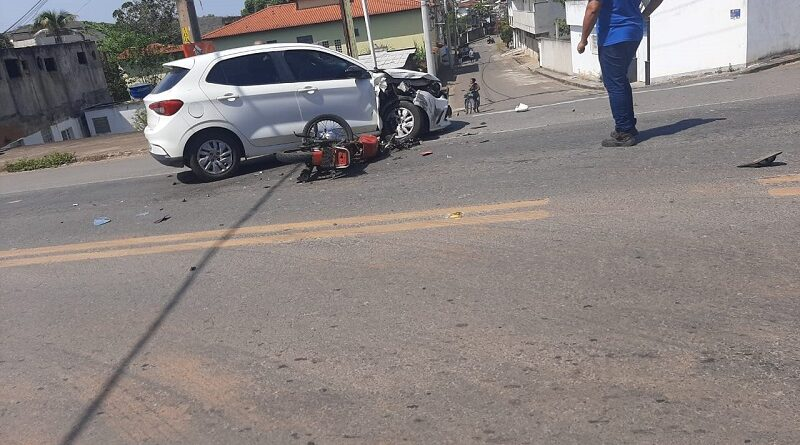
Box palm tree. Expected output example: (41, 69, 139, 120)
(34, 10, 76, 44)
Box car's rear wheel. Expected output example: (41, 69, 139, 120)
(395, 100, 424, 141)
(188, 131, 241, 181)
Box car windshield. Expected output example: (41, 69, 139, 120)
(151, 67, 189, 94)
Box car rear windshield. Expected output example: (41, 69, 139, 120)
(151, 67, 189, 94)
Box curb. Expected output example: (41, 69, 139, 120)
(532, 67, 605, 91)
(742, 53, 800, 74)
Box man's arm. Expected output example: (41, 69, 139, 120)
(642, 0, 664, 17)
(577, 0, 601, 54)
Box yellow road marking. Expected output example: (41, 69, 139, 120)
(0, 210, 551, 268)
(0, 199, 549, 260)
(768, 187, 800, 197)
(757, 174, 800, 185)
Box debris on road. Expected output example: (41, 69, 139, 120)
(515, 103, 530, 112)
(181, 198, 187, 202)
(472, 125, 487, 130)
(737, 151, 783, 168)
(7, 200, 21, 204)
(72, 203, 79, 207)
(190, 266, 197, 271)
(93, 217, 111, 226)
(136, 211, 150, 217)
(448, 212, 463, 219)
(479, 140, 490, 144)
(153, 215, 171, 224)
(421, 151, 433, 156)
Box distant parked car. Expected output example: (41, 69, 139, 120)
(144, 43, 451, 181)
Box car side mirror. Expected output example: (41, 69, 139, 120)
(345, 66, 370, 79)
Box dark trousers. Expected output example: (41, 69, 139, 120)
(599, 40, 640, 133)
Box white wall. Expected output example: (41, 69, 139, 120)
(746, 0, 800, 62)
(50, 118, 84, 142)
(649, 0, 748, 78)
(566, 1, 602, 79)
(84, 103, 142, 136)
(539, 38, 573, 74)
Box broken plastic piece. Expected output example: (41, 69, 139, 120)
(515, 103, 530, 112)
(153, 215, 171, 224)
(448, 212, 463, 219)
(737, 152, 783, 168)
(136, 211, 150, 217)
(421, 151, 433, 156)
(93, 217, 111, 226)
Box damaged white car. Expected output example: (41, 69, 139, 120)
(144, 43, 451, 180)
(382, 69, 452, 141)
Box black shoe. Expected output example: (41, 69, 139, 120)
(610, 129, 639, 139)
(602, 131, 638, 147)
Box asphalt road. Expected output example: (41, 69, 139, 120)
(1, 54, 799, 445)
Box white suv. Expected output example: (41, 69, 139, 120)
(144, 43, 451, 181)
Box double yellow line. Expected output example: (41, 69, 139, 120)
(0, 199, 551, 269)
(757, 174, 800, 197)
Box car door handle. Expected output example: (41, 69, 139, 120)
(216, 93, 239, 102)
(298, 86, 318, 94)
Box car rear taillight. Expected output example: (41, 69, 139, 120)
(149, 100, 184, 116)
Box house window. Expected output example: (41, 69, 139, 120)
(4, 59, 21, 78)
(92, 117, 111, 135)
(61, 127, 75, 141)
(44, 58, 57, 72)
(334, 39, 343, 52)
(320, 40, 330, 48)
(296, 35, 313, 44)
(354, 28, 360, 37)
(77, 52, 88, 65)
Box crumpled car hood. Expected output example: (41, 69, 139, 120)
(383, 69, 440, 82)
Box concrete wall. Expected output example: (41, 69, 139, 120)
(648, 0, 748, 79)
(209, 11, 424, 55)
(539, 37, 573, 74)
(84, 103, 143, 137)
(566, 1, 601, 79)
(746, 0, 800, 62)
(0, 41, 110, 146)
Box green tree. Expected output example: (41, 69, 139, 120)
(0, 33, 12, 48)
(242, 0, 291, 16)
(112, 0, 180, 44)
(86, 1, 181, 88)
(499, 20, 512, 45)
(33, 10, 76, 44)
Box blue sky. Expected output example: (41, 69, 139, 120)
(2, 0, 243, 33)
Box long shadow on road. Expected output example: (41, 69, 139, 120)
(639, 118, 727, 142)
(58, 164, 301, 445)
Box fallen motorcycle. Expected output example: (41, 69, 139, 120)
(275, 115, 391, 182)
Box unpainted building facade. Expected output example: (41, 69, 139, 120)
(0, 41, 111, 146)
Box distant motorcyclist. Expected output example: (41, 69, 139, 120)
(468, 78, 481, 112)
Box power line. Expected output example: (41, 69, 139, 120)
(3, 0, 48, 34)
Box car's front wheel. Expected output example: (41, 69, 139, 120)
(395, 100, 425, 141)
(187, 131, 241, 182)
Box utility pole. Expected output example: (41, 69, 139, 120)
(339, 0, 358, 57)
(359, 0, 378, 69)
(176, 0, 202, 44)
(420, 0, 436, 75)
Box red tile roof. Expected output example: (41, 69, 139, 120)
(204, 0, 422, 39)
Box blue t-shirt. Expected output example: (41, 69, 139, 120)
(596, 0, 644, 47)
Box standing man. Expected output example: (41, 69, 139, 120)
(577, 0, 663, 147)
